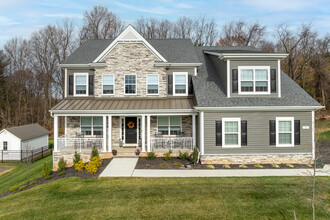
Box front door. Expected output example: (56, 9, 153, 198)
(125, 117, 137, 144)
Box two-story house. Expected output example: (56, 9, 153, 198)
(51, 25, 322, 169)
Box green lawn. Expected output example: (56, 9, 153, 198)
(316, 119, 330, 141)
(0, 175, 329, 219)
(0, 155, 52, 194)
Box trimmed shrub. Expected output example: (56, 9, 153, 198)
(174, 162, 183, 167)
(147, 152, 156, 160)
(286, 164, 294, 168)
(178, 151, 189, 160)
(10, 186, 18, 192)
(160, 162, 168, 168)
(57, 157, 66, 172)
(85, 157, 102, 174)
(29, 181, 37, 186)
(239, 164, 248, 169)
(163, 149, 172, 160)
(19, 185, 26, 191)
(207, 165, 215, 169)
(193, 147, 199, 165)
(93, 156, 102, 168)
(58, 171, 66, 176)
(73, 151, 81, 165)
(253, 164, 263, 168)
(272, 164, 280, 168)
(223, 164, 231, 169)
(90, 145, 99, 160)
(75, 160, 85, 172)
(42, 163, 51, 177)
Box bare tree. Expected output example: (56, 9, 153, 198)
(259, 40, 276, 52)
(174, 16, 194, 39)
(216, 20, 266, 47)
(79, 6, 124, 43)
(192, 16, 218, 46)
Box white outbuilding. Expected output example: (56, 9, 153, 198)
(0, 124, 50, 161)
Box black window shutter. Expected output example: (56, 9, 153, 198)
(271, 69, 276, 93)
(168, 75, 173, 95)
(269, 120, 276, 145)
(68, 75, 73, 96)
(188, 75, 193, 95)
(216, 121, 222, 146)
(294, 120, 300, 145)
(89, 75, 94, 96)
(241, 120, 247, 146)
(232, 69, 238, 93)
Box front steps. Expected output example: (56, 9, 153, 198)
(112, 147, 139, 158)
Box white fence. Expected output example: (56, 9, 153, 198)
(150, 137, 193, 152)
(57, 136, 103, 152)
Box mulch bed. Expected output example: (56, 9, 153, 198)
(0, 159, 111, 199)
(136, 157, 324, 170)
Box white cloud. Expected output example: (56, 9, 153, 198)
(240, 0, 315, 11)
(112, 1, 174, 15)
(44, 13, 83, 19)
(0, 16, 19, 25)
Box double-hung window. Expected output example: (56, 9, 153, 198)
(173, 72, 188, 95)
(74, 73, 88, 96)
(103, 74, 114, 94)
(3, 141, 7, 151)
(158, 116, 181, 135)
(276, 117, 294, 147)
(147, 74, 159, 94)
(238, 66, 270, 94)
(125, 75, 136, 95)
(81, 117, 103, 136)
(222, 118, 241, 148)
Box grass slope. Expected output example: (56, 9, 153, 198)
(0, 155, 52, 194)
(0, 176, 328, 219)
(316, 119, 330, 141)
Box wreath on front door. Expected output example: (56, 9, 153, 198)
(127, 121, 135, 129)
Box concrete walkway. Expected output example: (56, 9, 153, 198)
(100, 160, 330, 177)
(100, 158, 138, 177)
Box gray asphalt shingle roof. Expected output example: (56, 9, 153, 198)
(5, 124, 49, 141)
(192, 47, 321, 107)
(63, 39, 199, 64)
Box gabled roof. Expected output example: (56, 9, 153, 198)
(192, 47, 322, 108)
(4, 124, 49, 141)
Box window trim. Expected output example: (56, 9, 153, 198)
(238, 66, 270, 95)
(173, 72, 188, 96)
(222, 118, 241, 148)
(3, 141, 8, 151)
(102, 74, 115, 95)
(146, 74, 159, 95)
(73, 73, 89, 96)
(157, 116, 182, 136)
(276, 117, 294, 147)
(80, 117, 103, 136)
(124, 74, 137, 95)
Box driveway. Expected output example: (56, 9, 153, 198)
(316, 141, 330, 164)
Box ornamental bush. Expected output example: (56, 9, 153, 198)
(90, 146, 99, 160)
(75, 160, 85, 172)
(178, 151, 189, 160)
(193, 147, 199, 165)
(147, 152, 156, 160)
(85, 156, 102, 174)
(10, 186, 18, 192)
(57, 157, 66, 172)
(29, 181, 37, 186)
(42, 163, 51, 177)
(73, 151, 81, 165)
(163, 149, 172, 160)
(19, 185, 26, 191)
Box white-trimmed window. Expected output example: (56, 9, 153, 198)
(222, 118, 241, 148)
(173, 72, 188, 96)
(102, 74, 114, 95)
(74, 73, 88, 96)
(3, 141, 7, 151)
(238, 66, 270, 94)
(276, 117, 294, 147)
(81, 117, 103, 136)
(125, 75, 136, 95)
(147, 74, 159, 95)
(158, 116, 181, 135)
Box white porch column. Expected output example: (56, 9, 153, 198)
(103, 115, 107, 152)
(108, 115, 112, 152)
(54, 115, 59, 152)
(141, 115, 146, 152)
(199, 111, 204, 155)
(147, 115, 151, 152)
(64, 116, 67, 136)
(192, 114, 196, 148)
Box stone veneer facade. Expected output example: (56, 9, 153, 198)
(94, 42, 167, 98)
(200, 154, 313, 164)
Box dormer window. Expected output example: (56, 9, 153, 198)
(238, 66, 270, 94)
(74, 73, 88, 96)
(173, 72, 188, 96)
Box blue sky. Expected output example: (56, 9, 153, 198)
(0, 0, 329, 48)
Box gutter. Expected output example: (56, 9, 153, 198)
(204, 51, 288, 60)
(154, 62, 202, 67)
(194, 106, 324, 111)
(58, 63, 107, 68)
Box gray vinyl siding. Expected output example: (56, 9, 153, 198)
(67, 69, 95, 97)
(208, 56, 227, 95)
(203, 111, 313, 155)
(230, 60, 279, 97)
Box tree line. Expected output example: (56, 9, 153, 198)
(0, 5, 329, 130)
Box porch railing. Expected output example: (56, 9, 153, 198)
(150, 137, 193, 152)
(57, 136, 103, 152)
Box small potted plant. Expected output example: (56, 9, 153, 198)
(135, 148, 141, 155)
(112, 149, 117, 156)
